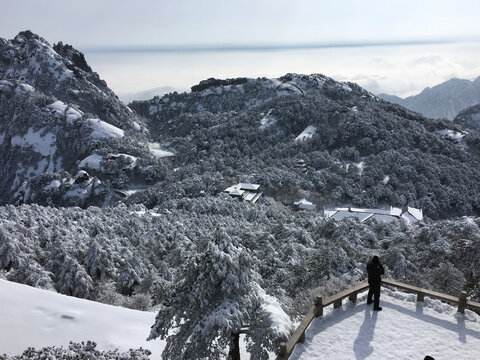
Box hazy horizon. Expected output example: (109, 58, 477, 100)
(2, 1, 480, 102)
(81, 40, 480, 102)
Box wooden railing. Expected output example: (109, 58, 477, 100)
(276, 279, 480, 360)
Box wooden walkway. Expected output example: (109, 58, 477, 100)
(276, 279, 480, 359)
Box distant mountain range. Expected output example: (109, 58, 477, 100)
(3, 31, 480, 218)
(119, 86, 180, 104)
(379, 77, 480, 120)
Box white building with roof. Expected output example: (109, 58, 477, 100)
(224, 183, 262, 204)
(324, 206, 423, 223)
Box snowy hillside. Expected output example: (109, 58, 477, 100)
(0, 279, 164, 357)
(379, 76, 480, 120)
(130, 72, 480, 219)
(454, 103, 480, 133)
(0, 31, 173, 206)
(290, 288, 480, 360)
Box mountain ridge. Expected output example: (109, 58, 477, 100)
(2, 31, 480, 219)
(0, 31, 171, 206)
(378, 76, 480, 120)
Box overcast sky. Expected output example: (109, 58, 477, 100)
(2, 0, 480, 48)
(1, 0, 480, 98)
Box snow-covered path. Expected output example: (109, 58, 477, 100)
(290, 288, 480, 360)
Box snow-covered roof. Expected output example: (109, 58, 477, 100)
(331, 211, 373, 222)
(225, 183, 260, 193)
(295, 125, 317, 141)
(407, 206, 423, 221)
(390, 207, 403, 217)
(324, 206, 424, 224)
(224, 185, 239, 193)
(294, 199, 316, 210)
(229, 189, 245, 196)
(238, 183, 260, 191)
(371, 214, 398, 223)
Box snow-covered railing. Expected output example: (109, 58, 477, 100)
(382, 278, 480, 314)
(276, 279, 480, 359)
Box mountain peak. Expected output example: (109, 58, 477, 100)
(379, 76, 480, 120)
(53, 41, 92, 73)
(12, 30, 47, 44)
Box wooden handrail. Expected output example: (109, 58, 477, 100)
(382, 278, 480, 313)
(276, 279, 480, 360)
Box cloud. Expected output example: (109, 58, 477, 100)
(409, 55, 444, 65)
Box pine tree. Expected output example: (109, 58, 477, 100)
(148, 229, 293, 359)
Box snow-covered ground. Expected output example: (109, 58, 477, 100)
(3, 279, 479, 359)
(148, 142, 174, 158)
(0, 279, 256, 359)
(0, 279, 165, 357)
(290, 288, 480, 360)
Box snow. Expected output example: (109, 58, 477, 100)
(65, 184, 91, 199)
(0, 131, 5, 145)
(0, 79, 14, 90)
(295, 126, 317, 141)
(47, 100, 68, 114)
(260, 109, 278, 130)
(436, 129, 467, 148)
(148, 142, 174, 158)
(16, 83, 34, 93)
(259, 286, 295, 339)
(290, 288, 480, 360)
(132, 121, 141, 130)
(119, 154, 138, 170)
(407, 206, 424, 221)
(47, 100, 83, 124)
(294, 199, 316, 210)
(10, 127, 56, 157)
(66, 107, 83, 124)
(346, 161, 365, 175)
(88, 118, 125, 138)
(43, 179, 61, 191)
(78, 154, 103, 171)
(0, 279, 164, 357)
(436, 129, 466, 140)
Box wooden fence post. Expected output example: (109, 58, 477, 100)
(278, 342, 287, 359)
(299, 330, 306, 343)
(314, 296, 323, 317)
(349, 292, 358, 302)
(458, 291, 467, 314)
(417, 292, 424, 302)
(334, 299, 342, 309)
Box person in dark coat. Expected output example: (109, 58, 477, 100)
(367, 255, 384, 311)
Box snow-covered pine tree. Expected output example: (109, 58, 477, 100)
(148, 229, 293, 360)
